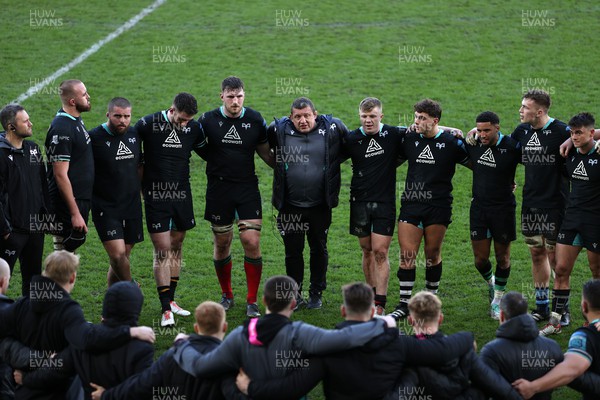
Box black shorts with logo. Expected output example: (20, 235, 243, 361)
(144, 183, 195, 233)
(204, 177, 262, 225)
(92, 210, 144, 244)
(350, 201, 395, 237)
(557, 216, 600, 254)
(469, 201, 516, 243)
(398, 202, 452, 228)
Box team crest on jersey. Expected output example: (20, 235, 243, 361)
(416, 145, 435, 164)
(105, 141, 110, 147)
(129, 137, 137, 144)
(477, 147, 496, 168)
(222, 125, 242, 144)
(589, 159, 598, 166)
(573, 160, 589, 180)
(436, 143, 445, 149)
(543, 129, 551, 135)
(365, 138, 384, 158)
(51, 135, 59, 144)
(219, 121, 223, 127)
(242, 123, 251, 129)
(116, 141, 135, 160)
(163, 130, 183, 148)
(8, 155, 13, 162)
(415, 141, 419, 147)
(379, 130, 388, 137)
(330, 123, 337, 131)
(30, 148, 38, 156)
(182, 126, 191, 134)
(318, 129, 326, 135)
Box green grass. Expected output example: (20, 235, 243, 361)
(2, 1, 600, 398)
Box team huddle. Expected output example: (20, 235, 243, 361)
(1, 76, 600, 399)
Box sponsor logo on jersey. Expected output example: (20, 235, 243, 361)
(573, 160, 589, 180)
(365, 138, 384, 158)
(477, 147, 496, 168)
(415, 141, 419, 147)
(416, 145, 435, 164)
(116, 141, 135, 160)
(163, 130, 183, 148)
(105, 141, 110, 147)
(222, 125, 242, 144)
(526, 132, 541, 147)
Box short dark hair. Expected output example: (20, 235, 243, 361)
(414, 99, 442, 120)
(221, 76, 244, 92)
(264, 275, 297, 313)
(59, 79, 83, 103)
(108, 97, 131, 112)
(568, 112, 595, 129)
(291, 97, 315, 113)
(0, 104, 25, 130)
(476, 111, 500, 125)
(583, 280, 600, 311)
(172, 92, 198, 116)
(499, 291, 528, 320)
(359, 97, 382, 112)
(342, 282, 374, 315)
(523, 89, 551, 110)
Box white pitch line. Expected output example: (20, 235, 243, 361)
(14, 0, 166, 104)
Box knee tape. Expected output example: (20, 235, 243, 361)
(211, 223, 234, 235)
(238, 221, 262, 232)
(524, 235, 544, 248)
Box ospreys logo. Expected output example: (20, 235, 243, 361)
(572, 160, 589, 181)
(365, 138, 384, 158)
(163, 130, 182, 148)
(477, 148, 496, 168)
(222, 125, 242, 144)
(416, 145, 435, 164)
(116, 141, 135, 160)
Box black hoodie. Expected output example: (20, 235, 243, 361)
(0, 134, 48, 235)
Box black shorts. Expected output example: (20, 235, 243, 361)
(398, 202, 452, 228)
(204, 177, 262, 225)
(557, 217, 600, 254)
(349, 201, 395, 237)
(92, 210, 144, 244)
(521, 207, 564, 242)
(144, 185, 195, 233)
(50, 198, 91, 236)
(469, 201, 516, 243)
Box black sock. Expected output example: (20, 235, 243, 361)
(375, 294, 387, 309)
(425, 262, 443, 294)
(169, 276, 179, 301)
(476, 259, 493, 282)
(494, 264, 510, 291)
(157, 285, 171, 312)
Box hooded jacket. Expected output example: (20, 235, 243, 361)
(19, 282, 153, 400)
(173, 313, 392, 390)
(0, 275, 132, 400)
(246, 320, 475, 400)
(0, 135, 48, 235)
(268, 115, 347, 211)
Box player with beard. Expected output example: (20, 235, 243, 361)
(135, 93, 206, 327)
(89, 98, 143, 287)
(465, 111, 521, 319)
(0, 104, 47, 296)
(44, 79, 93, 252)
(200, 77, 273, 318)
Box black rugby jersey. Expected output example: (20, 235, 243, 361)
(565, 145, 600, 222)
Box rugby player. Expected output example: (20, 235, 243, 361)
(465, 111, 521, 319)
(200, 76, 272, 318)
(44, 79, 93, 252)
(89, 98, 143, 287)
(135, 93, 205, 327)
(390, 99, 470, 320)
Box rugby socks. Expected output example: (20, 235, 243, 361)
(397, 268, 416, 306)
(493, 264, 510, 302)
(535, 287, 550, 313)
(475, 259, 494, 284)
(375, 294, 387, 309)
(244, 256, 263, 304)
(157, 285, 171, 312)
(425, 262, 443, 294)
(214, 256, 233, 299)
(169, 276, 179, 301)
(551, 289, 570, 323)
